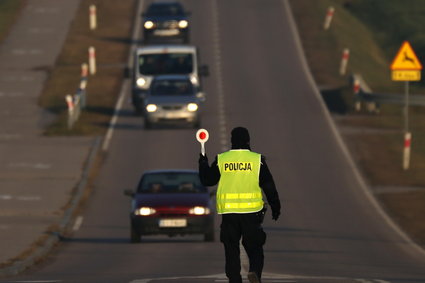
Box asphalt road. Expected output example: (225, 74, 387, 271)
(4, 0, 425, 282)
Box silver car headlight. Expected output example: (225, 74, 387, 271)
(187, 103, 198, 112)
(136, 77, 147, 87)
(146, 104, 158, 112)
(178, 20, 189, 29)
(144, 21, 154, 29)
(190, 75, 198, 85)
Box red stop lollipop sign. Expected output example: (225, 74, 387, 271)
(196, 129, 209, 156)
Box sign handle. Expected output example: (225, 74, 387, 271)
(201, 142, 205, 156)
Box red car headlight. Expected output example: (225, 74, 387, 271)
(135, 207, 156, 216)
(189, 206, 210, 215)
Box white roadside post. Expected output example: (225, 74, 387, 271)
(89, 5, 97, 30)
(196, 129, 209, 156)
(65, 94, 74, 129)
(340, 48, 350, 75)
(81, 63, 88, 78)
(323, 6, 335, 30)
(80, 63, 89, 108)
(88, 46, 96, 75)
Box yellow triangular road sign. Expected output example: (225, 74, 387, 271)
(391, 41, 422, 70)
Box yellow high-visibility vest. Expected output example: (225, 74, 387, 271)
(216, 150, 264, 214)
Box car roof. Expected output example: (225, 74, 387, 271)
(136, 45, 196, 55)
(148, 1, 183, 7)
(142, 169, 199, 175)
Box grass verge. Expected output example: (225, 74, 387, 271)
(0, 0, 25, 44)
(39, 0, 136, 136)
(290, 0, 425, 245)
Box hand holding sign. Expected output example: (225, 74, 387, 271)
(196, 129, 209, 156)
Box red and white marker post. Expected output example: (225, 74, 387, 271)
(81, 63, 88, 78)
(340, 48, 350, 75)
(403, 132, 412, 170)
(65, 94, 74, 112)
(89, 5, 97, 30)
(323, 6, 335, 30)
(196, 129, 209, 156)
(88, 46, 96, 75)
(353, 78, 361, 111)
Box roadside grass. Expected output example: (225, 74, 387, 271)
(39, 0, 136, 136)
(0, 0, 24, 44)
(290, 0, 425, 245)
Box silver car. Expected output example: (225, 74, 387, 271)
(143, 75, 205, 129)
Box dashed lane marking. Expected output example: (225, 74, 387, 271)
(8, 162, 51, 169)
(0, 195, 42, 202)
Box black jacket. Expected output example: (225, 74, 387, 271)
(198, 149, 281, 220)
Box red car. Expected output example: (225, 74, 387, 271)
(124, 169, 215, 243)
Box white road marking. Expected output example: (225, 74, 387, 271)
(0, 134, 20, 139)
(32, 7, 59, 14)
(0, 92, 24, 97)
(102, 0, 144, 151)
(11, 49, 42, 55)
(28, 27, 54, 34)
(0, 194, 42, 201)
(16, 196, 42, 201)
(1, 75, 35, 82)
(8, 162, 51, 169)
(0, 195, 13, 200)
(72, 216, 84, 231)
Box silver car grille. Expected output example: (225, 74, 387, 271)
(158, 21, 178, 29)
(162, 105, 183, 110)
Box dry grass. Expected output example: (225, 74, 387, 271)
(0, 0, 24, 44)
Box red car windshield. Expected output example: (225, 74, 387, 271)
(138, 172, 207, 194)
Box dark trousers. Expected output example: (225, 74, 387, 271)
(220, 213, 267, 283)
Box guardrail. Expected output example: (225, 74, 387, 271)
(65, 66, 88, 129)
(352, 73, 425, 113)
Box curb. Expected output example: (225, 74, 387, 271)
(0, 137, 102, 277)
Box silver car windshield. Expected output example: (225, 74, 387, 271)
(150, 79, 194, 96)
(146, 3, 184, 16)
(139, 53, 193, 75)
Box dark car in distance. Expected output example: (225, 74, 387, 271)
(124, 170, 215, 243)
(142, 1, 190, 43)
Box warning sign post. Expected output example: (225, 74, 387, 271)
(390, 41, 422, 170)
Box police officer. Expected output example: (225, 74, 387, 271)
(198, 127, 281, 283)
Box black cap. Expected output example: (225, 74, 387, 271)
(231, 127, 250, 149)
